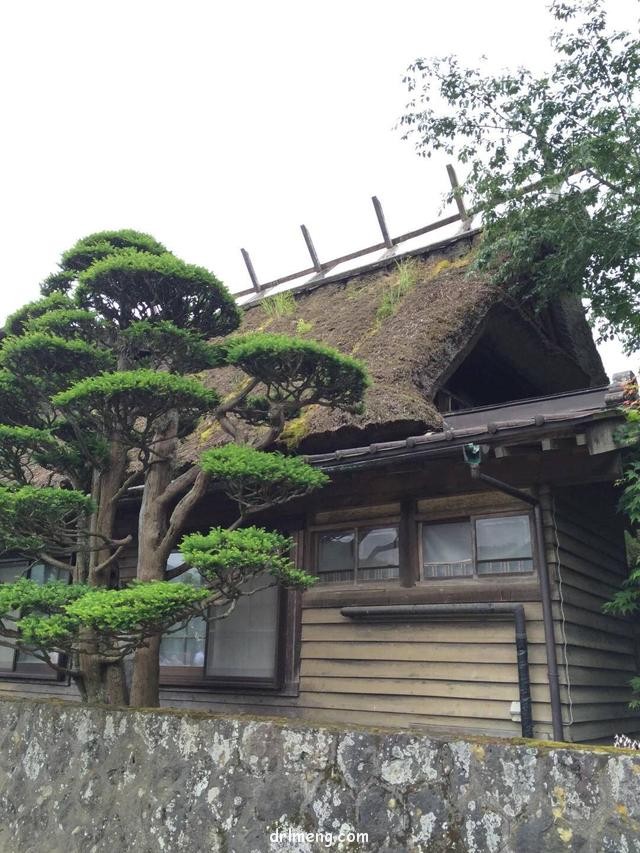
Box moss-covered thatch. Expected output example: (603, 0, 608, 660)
(178, 239, 494, 458)
(179, 232, 607, 457)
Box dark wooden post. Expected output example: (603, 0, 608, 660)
(300, 225, 322, 272)
(446, 164, 472, 231)
(240, 248, 260, 291)
(371, 196, 393, 249)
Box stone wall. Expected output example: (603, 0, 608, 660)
(0, 698, 639, 852)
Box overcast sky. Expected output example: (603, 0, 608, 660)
(0, 0, 636, 378)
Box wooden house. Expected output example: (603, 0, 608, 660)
(1, 226, 638, 744)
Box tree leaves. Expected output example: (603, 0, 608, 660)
(0, 578, 209, 660)
(180, 526, 316, 589)
(221, 333, 370, 413)
(75, 249, 241, 335)
(53, 369, 219, 448)
(0, 486, 94, 555)
(200, 443, 328, 513)
(400, 0, 640, 349)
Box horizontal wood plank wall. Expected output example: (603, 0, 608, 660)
(156, 492, 555, 734)
(293, 491, 553, 739)
(544, 484, 640, 742)
(296, 604, 552, 738)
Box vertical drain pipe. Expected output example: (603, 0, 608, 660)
(469, 468, 564, 742)
(512, 604, 534, 740)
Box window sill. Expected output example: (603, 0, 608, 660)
(159, 677, 292, 695)
(303, 575, 541, 608)
(0, 671, 63, 683)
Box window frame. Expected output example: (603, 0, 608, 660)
(158, 527, 304, 694)
(0, 558, 70, 682)
(418, 510, 536, 582)
(160, 584, 287, 691)
(310, 517, 402, 586)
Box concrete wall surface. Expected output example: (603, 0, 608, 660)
(0, 698, 639, 852)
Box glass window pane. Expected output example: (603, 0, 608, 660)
(0, 646, 15, 670)
(0, 562, 26, 583)
(160, 555, 206, 668)
(475, 515, 533, 574)
(0, 561, 28, 671)
(422, 522, 473, 578)
(207, 577, 279, 680)
(358, 527, 399, 581)
(317, 531, 355, 583)
(28, 562, 67, 585)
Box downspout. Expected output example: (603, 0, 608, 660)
(341, 602, 534, 739)
(468, 468, 564, 742)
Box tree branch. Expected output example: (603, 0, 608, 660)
(161, 469, 210, 555)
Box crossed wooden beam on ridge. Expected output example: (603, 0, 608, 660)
(236, 164, 471, 298)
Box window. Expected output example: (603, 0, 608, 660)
(159, 552, 282, 687)
(475, 515, 533, 574)
(421, 514, 534, 579)
(315, 525, 400, 584)
(0, 559, 69, 678)
(422, 522, 473, 578)
(159, 557, 207, 676)
(206, 576, 279, 680)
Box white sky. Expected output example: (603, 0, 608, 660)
(0, 0, 636, 379)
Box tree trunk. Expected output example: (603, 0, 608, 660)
(130, 413, 179, 708)
(130, 637, 161, 707)
(83, 436, 129, 704)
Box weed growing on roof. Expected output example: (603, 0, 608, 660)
(296, 318, 314, 335)
(375, 259, 420, 325)
(261, 290, 296, 318)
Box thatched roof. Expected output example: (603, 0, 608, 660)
(179, 231, 606, 458)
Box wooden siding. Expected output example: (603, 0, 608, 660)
(295, 604, 554, 738)
(543, 484, 640, 742)
(0, 679, 78, 702)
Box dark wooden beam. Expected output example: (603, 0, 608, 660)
(446, 164, 472, 231)
(240, 248, 260, 291)
(372, 196, 393, 249)
(300, 225, 322, 272)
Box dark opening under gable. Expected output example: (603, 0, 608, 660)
(436, 299, 607, 411)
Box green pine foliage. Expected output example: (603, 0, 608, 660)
(119, 320, 219, 373)
(223, 333, 370, 412)
(0, 332, 114, 397)
(0, 486, 94, 554)
(26, 308, 106, 343)
(39, 269, 78, 296)
(53, 370, 218, 444)
(0, 578, 209, 658)
(200, 443, 328, 489)
(200, 444, 328, 512)
(180, 526, 316, 588)
(61, 229, 167, 272)
(0, 227, 369, 703)
(76, 249, 240, 335)
(0, 426, 58, 484)
(0, 371, 37, 427)
(3, 293, 74, 337)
